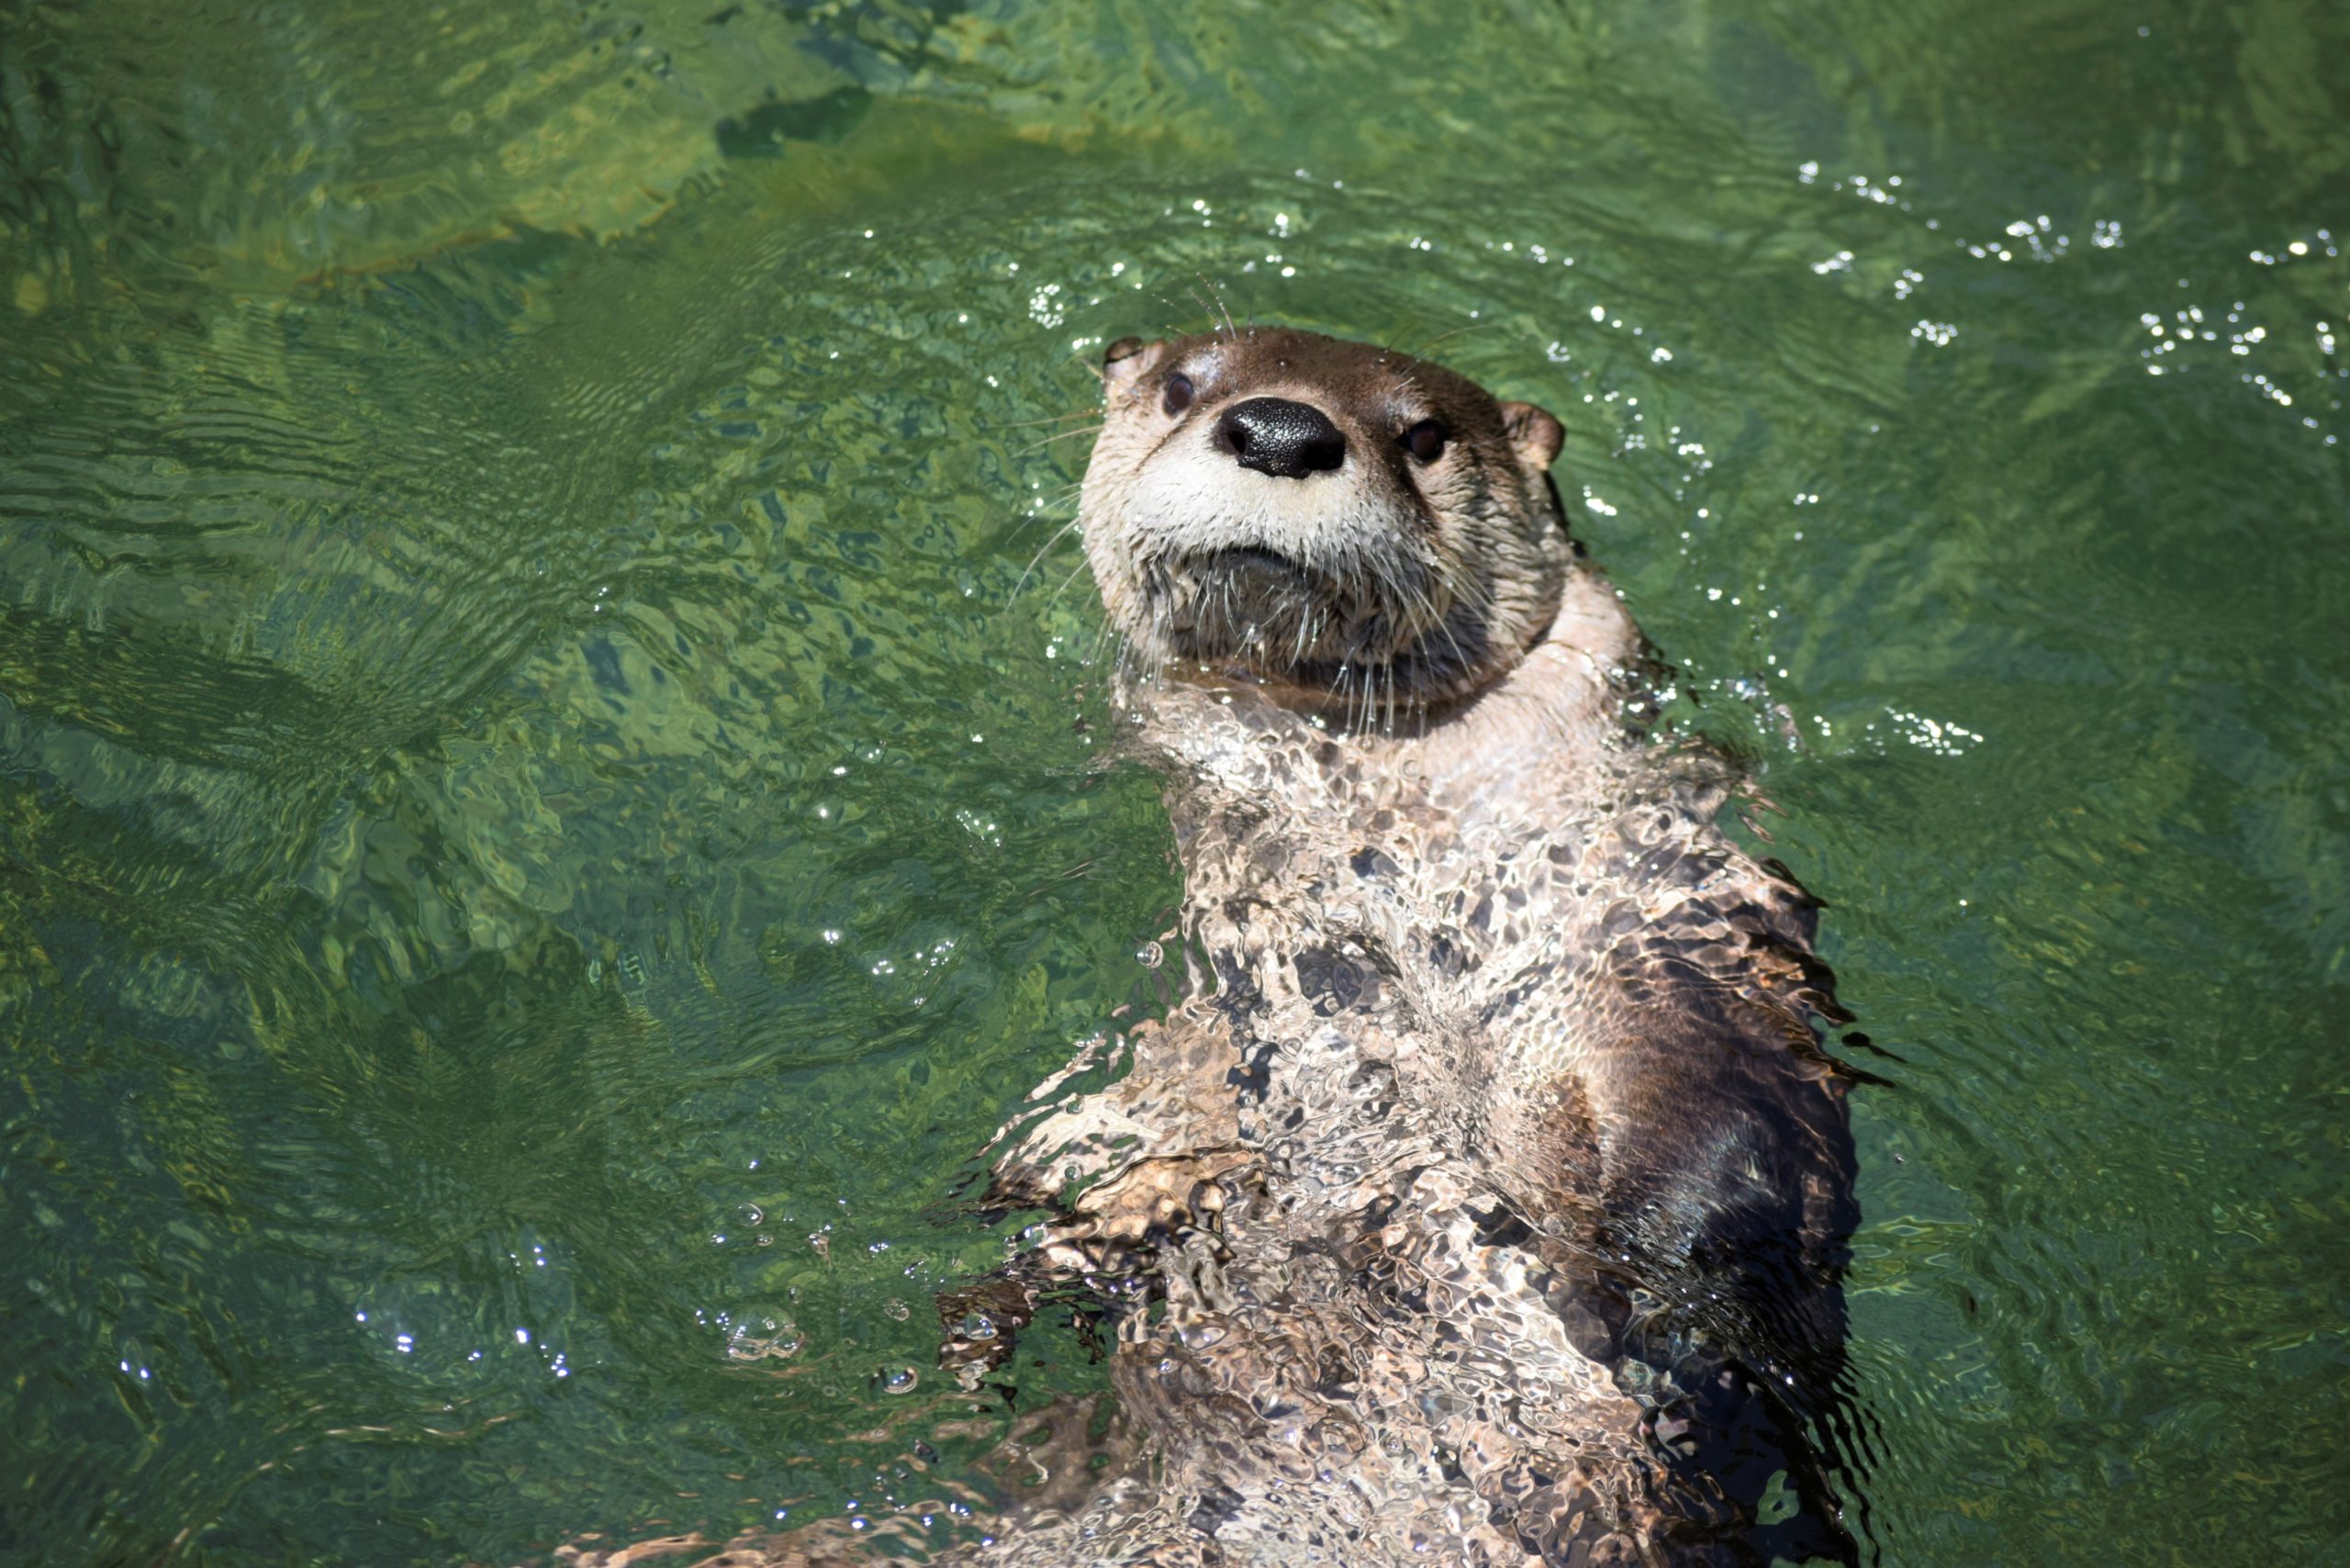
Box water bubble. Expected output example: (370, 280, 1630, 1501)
(876, 1366, 920, 1395)
(1135, 940, 1164, 969)
(725, 1309, 804, 1362)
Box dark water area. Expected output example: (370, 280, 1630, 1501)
(2, 1, 2344, 1562)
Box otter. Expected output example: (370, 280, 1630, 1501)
(578, 330, 1864, 1567)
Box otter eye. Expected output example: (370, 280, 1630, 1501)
(1162, 374, 1195, 416)
(1404, 419, 1448, 464)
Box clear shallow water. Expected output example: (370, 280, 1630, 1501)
(2, 1, 2344, 1562)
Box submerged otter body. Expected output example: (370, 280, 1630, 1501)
(581, 330, 1863, 1568)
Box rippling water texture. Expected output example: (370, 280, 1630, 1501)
(3, 1, 2344, 1562)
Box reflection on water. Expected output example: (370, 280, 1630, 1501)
(2, 0, 2344, 1562)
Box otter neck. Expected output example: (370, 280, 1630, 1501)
(1128, 563, 1639, 832)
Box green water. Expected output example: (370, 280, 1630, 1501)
(3, 1, 2344, 1562)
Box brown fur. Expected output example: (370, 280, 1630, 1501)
(590, 330, 1862, 1566)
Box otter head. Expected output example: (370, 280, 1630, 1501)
(1080, 328, 1570, 718)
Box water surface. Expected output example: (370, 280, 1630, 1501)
(3, 1, 2344, 1562)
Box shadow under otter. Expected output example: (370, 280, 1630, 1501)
(578, 329, 1872, 1567)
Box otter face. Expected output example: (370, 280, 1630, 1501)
(1080, 328, 1570, 714)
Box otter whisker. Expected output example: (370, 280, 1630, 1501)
(1045, 555, 1097, 613)
(1185, 273, 1240, 343)
(993, 483, 1088, 551)
(1416, 589, 1477, 692)
(1010, 517, 1087, 600)
(987, 406, 1104, 431)
(1347, 554, 1459, 705)
(1141, 287, 1224, 343)
(1404, 319, 1496, 361)
(1211, 283, 1240, 343)
(1013, 422, 1105, 458)
(1087, 612, 1124, 677)
(1290, 603, 1317, 670)
(1180, 284, 1227, 345)
(1340, 655, 1372, 738)
(1404, 553, 1499, 693)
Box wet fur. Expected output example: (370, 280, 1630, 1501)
(584, 331, 1863, 1567)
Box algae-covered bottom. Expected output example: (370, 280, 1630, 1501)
(1, 0, 2344, 1563)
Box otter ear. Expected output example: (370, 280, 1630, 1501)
(1100, 335, 1165, 386)
(1499, 401, 1564, 470)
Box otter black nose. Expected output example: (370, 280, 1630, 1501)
(1214, 398, 1347, 479)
